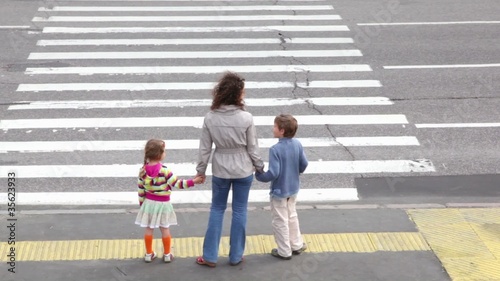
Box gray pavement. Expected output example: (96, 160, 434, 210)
(3, 252, 448, 281)
(0, 208, 450, 281)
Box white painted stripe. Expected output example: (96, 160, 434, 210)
(358, 21, 500, 26)
(33, 15, 342, 22)
(416, 123, 500, 128)
(333, 136, 419, 146)
(308, 97, 391, 105)
(301, 80, 382, 88)
(0, 189, 359, 205)
(28, 50, 360, 60)
(0, 26, 30, 29)
(0, 160, 435, 179)
(36, 38, 354, 46)
(284, 38, 354, 44)
(25, 64, 372, 75)
(16, 80, 381, 92)
(0, 137, 419, 153)
(0, 115, 408, 130)
(8, 97, 391, 110)
(42, 25, 349, 34)
(384, 63, 500, 69)
(102, 0, 326, 1)
(39, 5, 334, 12)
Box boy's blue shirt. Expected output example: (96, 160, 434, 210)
(255, 137, 308, 198)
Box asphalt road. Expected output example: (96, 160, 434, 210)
(1, 0, 499, 199)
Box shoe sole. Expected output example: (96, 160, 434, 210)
(271, 249, 292, 260)
(229, 259, 244, 266)
(196, 257, 216, 268)
(292, 249, 306, 255)
(164, 253, 173, 263)
(292, 244, 308, 255)
(271, 254, 292, 260)
(144, 253, 156, 263)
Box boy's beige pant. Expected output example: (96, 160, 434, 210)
(270, 195, 304, 257)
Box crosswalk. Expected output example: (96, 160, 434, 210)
(1, 0, 436, 205)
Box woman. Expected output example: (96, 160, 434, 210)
(195, 72, 264, 267)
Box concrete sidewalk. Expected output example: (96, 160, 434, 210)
(1, 206, 499, 280)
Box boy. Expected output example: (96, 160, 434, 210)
(255, 114, 308, 260)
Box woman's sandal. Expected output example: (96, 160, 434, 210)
(196, 256, 216, 268)
(229, 256, 244, 266)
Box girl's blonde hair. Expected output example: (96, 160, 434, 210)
(139, 139, 165, 177)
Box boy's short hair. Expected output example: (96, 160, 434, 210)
(274, 114, 298, 138)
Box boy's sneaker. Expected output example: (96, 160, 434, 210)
(292, 243, 307, 255)
(271, 249, 292, 260)
(144, 252, 157, 263)
(163, 253, 174, 263)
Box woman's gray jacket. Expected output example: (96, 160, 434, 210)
(196, 105, 264, 178)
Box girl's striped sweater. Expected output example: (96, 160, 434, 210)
(137, 163, 194, 205)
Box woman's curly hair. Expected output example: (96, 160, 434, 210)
(211, 72, 245, 110)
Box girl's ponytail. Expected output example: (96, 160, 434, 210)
(139, 155, 147, 178)
(139, 139, 165, 178)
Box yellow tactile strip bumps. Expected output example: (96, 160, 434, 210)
(0, 232, 429, 262)
(408, 208, 500, 281)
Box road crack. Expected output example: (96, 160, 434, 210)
(277, 30, 357, 163)
(293, 63, 358, 162)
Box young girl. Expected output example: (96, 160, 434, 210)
(135, 139, 203, 263)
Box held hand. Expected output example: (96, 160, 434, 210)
(197, 173, 207, 184)
(253, 163, 265, 174)
(193, 176, 203, 184)
(255, 166, 264, 174)
(193, 174, 206, 184)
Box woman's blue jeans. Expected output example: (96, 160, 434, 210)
(202, 175, 253, 264)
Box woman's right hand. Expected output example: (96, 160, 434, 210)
(193, 174, 206, 184)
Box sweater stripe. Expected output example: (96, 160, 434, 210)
(137, 164, 194, 204)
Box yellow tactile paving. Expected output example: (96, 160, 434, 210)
(1, 243, 7, 258)
(409, 209, 467, 225)
(472, 223, 500, 261)
(470, 223, 500, 243)
(441, 259, 500, 281)
(419, 223, 494, 259)
(408, 208, 500, 281)
(175, 237, 204, 258)
(460, 209, 500, 224)
(0, 232, 428, 262)
(369, 232, 430, 252)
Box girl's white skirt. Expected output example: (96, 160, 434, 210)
(135, 199, 178, 228)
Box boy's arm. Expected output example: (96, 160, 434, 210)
(255, 147, 280, 182)
(299, 143, 308, 173)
